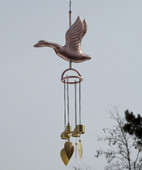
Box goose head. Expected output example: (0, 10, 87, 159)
(34, 40, 48, 47)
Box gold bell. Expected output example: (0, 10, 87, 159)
(64, 123, 73, 134)
(61, 131, 70, 140)
(76, 124, 85, 134)
(72, 126, 80, 137)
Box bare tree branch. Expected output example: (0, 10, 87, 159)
(95, 108, 142, 170)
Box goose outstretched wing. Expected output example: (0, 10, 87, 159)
(65, 17, 87, 52)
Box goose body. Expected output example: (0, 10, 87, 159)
(34, 17, 91, 63)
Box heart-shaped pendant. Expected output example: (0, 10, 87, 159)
(64, 141, 74, 159)
(60, 148, 69, 166)
(78, 140, 83, 160)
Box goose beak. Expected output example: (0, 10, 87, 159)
(33, 40, 46, 47)
(33, 43, 38, 47)
(88, 56, 91, 60)
(33, 42, 41, 47)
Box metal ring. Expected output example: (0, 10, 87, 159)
(61, 68, 83, 84)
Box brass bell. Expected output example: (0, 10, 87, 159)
(72, 126, 80, 137)
(76, 124, 85, 134)
(61, 131, 70, 140)
(64, 123, 72, 134)
(72, 131, 80, 137)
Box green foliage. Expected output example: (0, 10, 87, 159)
(123, 110, 142, 146)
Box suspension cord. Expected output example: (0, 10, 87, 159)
(69, 0, 72, 11)
(67, 79, 70, 123)
(69, 0, 72, 27)
(75, 82, 77, 126)
(69, 0, 72, 67)
(79, 82, 81, 124)
(64, 81, 66, 129)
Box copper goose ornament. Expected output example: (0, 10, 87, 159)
(34, 17, 91, 63)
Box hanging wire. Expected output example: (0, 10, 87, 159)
(69, 0, 72, 67)
(75, 82, 77, 126)
(69, 0, 72, 11)
(67, 78, 70, 123)
(79, 82, 81, 124)
(64, 81, 66, 129)
(69, 0, 72, 27)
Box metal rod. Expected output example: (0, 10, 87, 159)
(75, 82, 77, 126)
(69, 0, 71, 11)
(69, 61, 72, 68)
(64, 81, 66, 129)
(69, 0, 72, 67)
(79, 82, 81, 124)
(69, 0, 72, 27)
(67, 78, 70, 123)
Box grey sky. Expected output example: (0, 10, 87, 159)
(0, 0, 142, 170)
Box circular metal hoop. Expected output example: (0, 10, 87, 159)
(61, 68, 83, 84)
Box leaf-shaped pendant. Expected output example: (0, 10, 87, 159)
(64, 141, 74, 159)
(78, 140, 83, 160)
(60, 148, 69, 166)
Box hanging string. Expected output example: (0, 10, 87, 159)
(69, 0, 72, 67)
(64, 81, 66, 129)
(69, 0, 72, 27)
(69, 0, 72, 11)
(79, 82, 81, 124)
(67, 78, 70, 123)
(75, 82, 77, 126)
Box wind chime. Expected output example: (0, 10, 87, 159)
(60, 69, 84, 165)
(34, 0, 91, 166)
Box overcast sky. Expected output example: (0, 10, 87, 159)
(0, 0, 142, 170)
